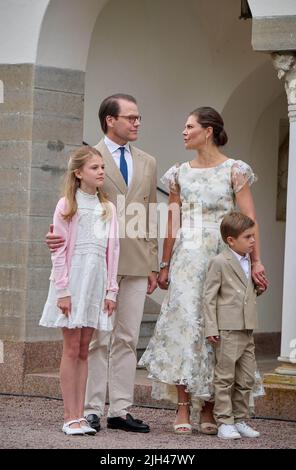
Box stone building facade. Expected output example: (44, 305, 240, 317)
(0, 1, 295, 410)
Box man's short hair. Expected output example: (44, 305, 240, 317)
(220, 211, 255, 243)
(98, 94, 137, 134)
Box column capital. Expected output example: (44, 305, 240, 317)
(272, 52, 296, 121)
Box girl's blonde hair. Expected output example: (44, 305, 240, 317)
(62, 145, 111, 221)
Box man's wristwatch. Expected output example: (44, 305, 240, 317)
(159, 261, 169, 269)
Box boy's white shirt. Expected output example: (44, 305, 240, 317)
(229, 248, 250, 279)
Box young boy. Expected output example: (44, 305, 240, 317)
(204, 211, 264, 440)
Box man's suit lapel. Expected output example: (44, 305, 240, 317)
(126, 146, 145, 203)
(223, 247, 248, 287)
(96, 139, 127, 194)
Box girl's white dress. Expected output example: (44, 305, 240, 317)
(40, 189, 111, 330)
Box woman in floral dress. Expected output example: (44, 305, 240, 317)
(139, 107, 267, 435)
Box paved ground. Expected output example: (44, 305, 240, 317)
(0, 395, 295, 449)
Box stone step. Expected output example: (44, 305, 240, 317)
(139, 314, 158, 337)
(143, 297, 161, 315)
(137, 301, 159, 362)
(23, 357, 296, 420)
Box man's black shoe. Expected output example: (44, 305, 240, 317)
(86, 414, 101, 432)
(107, 413, 150, 433)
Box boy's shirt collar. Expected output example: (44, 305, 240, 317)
(229, 248, 249, 262)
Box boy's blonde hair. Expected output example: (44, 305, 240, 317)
(62, 145, 111, 221)
(220, 211, 255, 243)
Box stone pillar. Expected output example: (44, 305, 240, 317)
(27, 66, 84, 342)
(266, 53, 296, 383)
(0, 64, 84, 393)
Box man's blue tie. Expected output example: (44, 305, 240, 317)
(119, 146, 128, 185)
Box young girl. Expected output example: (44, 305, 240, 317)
(39, 146, 119, 436)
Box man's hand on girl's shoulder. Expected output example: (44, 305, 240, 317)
(255, 285, 266, 296)
(207, 335, 220, 344)
(46, 224, 65, 252)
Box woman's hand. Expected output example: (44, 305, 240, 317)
(46, 224, 65, 252)
(158, 267, 169, 290)
(251, 261, 268, 290)
(207, 335, 220, 344)
(57, 296, 71, 317)
(104, 299, 116, 316)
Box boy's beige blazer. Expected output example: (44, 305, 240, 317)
(95, 139, 158, 276)
(204, 247, 258, 337)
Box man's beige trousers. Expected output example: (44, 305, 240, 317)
(213, 330, 256, 425)
(84, 276, 147, 418)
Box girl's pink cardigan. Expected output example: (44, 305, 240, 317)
(50, 197, 120, 301)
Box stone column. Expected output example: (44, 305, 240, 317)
(0, 64, 84, 393)
(269, 53, 296, 381)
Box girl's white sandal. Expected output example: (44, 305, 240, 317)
(78, 418, 97, 435)
(62, 419, 84, 436)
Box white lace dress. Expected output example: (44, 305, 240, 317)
(139, 159, 264, 411)
(40, 189, 111, 330)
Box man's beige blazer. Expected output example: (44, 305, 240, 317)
(204, 247, 258, 337)
(95, 139, 158, 276)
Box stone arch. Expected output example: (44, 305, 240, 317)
(222, 60, 284, 156)
(36, 0, 109, 70)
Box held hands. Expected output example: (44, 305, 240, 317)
(104, 299, 116, 316)
(46, 224, 65, 252)
(57, 296, 71, 317)
(207, 335, 220, 344)
(251, 261, 268, 292)
(157, 267, 169, 290)
(255, 285, 266, 296)
(147, 272, 158, 295)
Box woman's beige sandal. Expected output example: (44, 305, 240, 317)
(198, 422, 218, 435)
(173, 402, 192, 435)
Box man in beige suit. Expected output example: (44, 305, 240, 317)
(204, 211, 263, 440)
(47, 94, 158, 432)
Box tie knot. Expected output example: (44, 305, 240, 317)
(119, 146, 125, 155)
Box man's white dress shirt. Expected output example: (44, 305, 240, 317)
(104, 136, 133, 186)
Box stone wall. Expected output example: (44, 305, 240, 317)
(28, 66, 84, 342)
(0, 64, 34, 341)
(0, 64, 84, 391)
